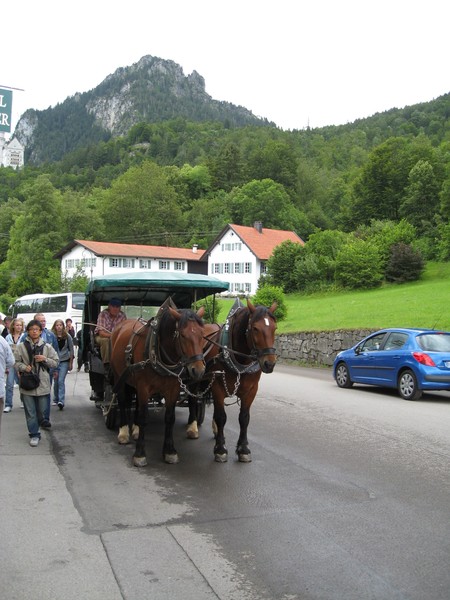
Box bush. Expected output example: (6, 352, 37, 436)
(335, 239, 383, 289)
(196, 295, 222, 323)
(252, 285, 287, 320)
(385, 243, 424, 283)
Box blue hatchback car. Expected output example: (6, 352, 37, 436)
(333, 328, 450, 400)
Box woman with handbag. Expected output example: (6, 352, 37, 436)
(14, 319, 59, 447)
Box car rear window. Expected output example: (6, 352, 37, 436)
(417, 333, 450, 352)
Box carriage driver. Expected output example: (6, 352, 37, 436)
(94, 298, 127, 369)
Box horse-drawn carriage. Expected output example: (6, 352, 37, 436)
(80, 272, 229, 429)
(81, 271, 278, 465)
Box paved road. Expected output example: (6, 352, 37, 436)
(1, 365, 449, 599)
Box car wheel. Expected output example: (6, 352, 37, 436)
(398, 369, 422, 401)
(335, 362, 353, 388)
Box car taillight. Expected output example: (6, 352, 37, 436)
(412, 352, 436, 366)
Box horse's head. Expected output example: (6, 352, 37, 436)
(168, 305, 206, 380)
(246, 299, 277, 373)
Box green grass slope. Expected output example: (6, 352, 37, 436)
(217, 262, 450, 333)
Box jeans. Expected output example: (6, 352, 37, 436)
(5, 368, 19, 409)
(53, 361, 69, 406)
(22, 394, 47, 438)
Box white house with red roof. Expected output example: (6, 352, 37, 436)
(201, 222, 304, 295)
(55, 240, 206, 279)
(56, 223, 304, 294)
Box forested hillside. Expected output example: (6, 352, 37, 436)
(0, 64, 448, 312)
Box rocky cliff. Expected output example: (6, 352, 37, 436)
(15, 55, 273, 164)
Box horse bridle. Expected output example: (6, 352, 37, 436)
(245, 308, 277, 360)
(166, 320, 205, 368)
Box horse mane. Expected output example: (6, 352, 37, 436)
(160, 306, 204, 329)
(250, 304, 277, 322)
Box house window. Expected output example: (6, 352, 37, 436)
(109, 258, 134, 268)
(244, 262, 252, 273)
(159, 260, 170, 270)
(261, 262, 267, 274)
(245, 283, 251, 293)
(81, 257, 96, 269)
(212, 263, 223, 274)
(140, 259, 151, 269)
(174, 261, 185, 271)
(233, 243, 242, 251)
(224, 263, 233, 274)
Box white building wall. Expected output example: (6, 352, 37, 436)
(61, 245, 189, 279)
(208, 230, 260, 295)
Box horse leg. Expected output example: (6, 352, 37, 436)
(213, 390, 228, 462)
(131, 387, 139, 440)
(133, 397, 148, 467)
(236, 393, 256, 462)
(117, 384, 130, 445)
(186, 395, 199, 439)
(163, 392, 179, 464)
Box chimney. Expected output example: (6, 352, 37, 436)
(192, 244, 198, 253)
(254, 221, 263, 234)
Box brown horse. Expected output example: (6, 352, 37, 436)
(187, 299, 277, 462)
(110, 302, 206, 466)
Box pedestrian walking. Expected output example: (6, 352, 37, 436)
(4, 317, 25, 412)
(0, 335, 15, 438)
(14, 319, 59, 446)
(51, 319, 74, 410)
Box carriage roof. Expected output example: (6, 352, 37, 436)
(84, 272, 229, 308)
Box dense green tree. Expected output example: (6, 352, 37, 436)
(98, 160, 185, 245)
(228, 179, 298, 230)
(399, 160, 440, 231)
(266, 240, 304, 293)
(206, 142, 244, 191)
(0, 198, 24, 263)
(2, 175, 64, 296)
(247, 141, 297, 192)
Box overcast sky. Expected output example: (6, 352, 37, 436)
(2, 0, 449, 136)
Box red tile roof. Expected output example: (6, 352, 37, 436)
(223, 225, 304, 260)
(75, 240, 204, 261)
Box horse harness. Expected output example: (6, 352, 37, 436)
(113, 298, 202, 392)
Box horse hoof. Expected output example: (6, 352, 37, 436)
(186, 428, 199, 439)
(133, 456, 147, 467)
(238, 453, 252, 463)
(164, 453, 180, 464)
(117, 426, 130, 444)
(131, 425, 139, 440)
(214, 453, 228, 463)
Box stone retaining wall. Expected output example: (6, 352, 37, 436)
(275, 329, 375, 367)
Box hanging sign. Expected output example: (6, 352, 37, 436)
(0, 89, 13, 133)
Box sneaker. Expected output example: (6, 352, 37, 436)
(29, 437, 40, 447)
(3, 406, 12, 413)
(52, 401, 58, 406)
(20, 403, 24, 409)
(58, 402, 64, 410)
(40, 420, 52, 429)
